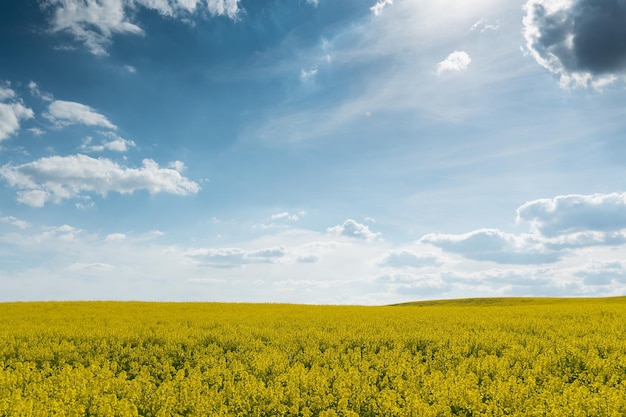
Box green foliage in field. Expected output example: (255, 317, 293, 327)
(1, 298, 625, 416)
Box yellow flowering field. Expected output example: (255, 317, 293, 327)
(1, 298, 625, 416)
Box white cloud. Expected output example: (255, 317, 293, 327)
(105, 233, 127, 241)
(205, 0, 241, 19)
(420, 192, 626, 266)
(370, 0, 394, 16)
(68, 262, 115, 271)
(254, 211, 305, 230)
(124, 65, 137, 74)
(377, 273, 452, 297)
(273, 278, 353, 291)
(516, 193, 626, 237)
(134, 0, 175, 16)
(295, 254, 319, 263)
(17, 190, 50, 208)
(103, 137, 134, 152)
(28, 128, 46, 136)
(378, 250, 442, 269)
(43, 0, 241, 55)
(523, 0, 626, 88)
(252, 0, 518, 144)
(0, 103, 34, 142)
(0, 85, 15, 101)
(168, 160, 186, 172)
(300, 67, 318, 80)
(40, 224, 83, 242)
(75, 201, 96, 210)
(174, 0, 200, 13)
(327, 219, 381, 241)
(28, 81, 54, 101)
(470, 18, 500, 33)
(44, 100, 117, 129)
(271, 212, 300, 222)
(0, 85, 34, 142)
(0, 154, 200, 207)
(543, 231, 626, 250)
(574, 260, 626, 286)
(2, 213, 626, 304)
(0, 216, 30, 229)
(185, 246, 288, 268)
(44, 0, 144, 56)
(436, 51, 472, 74)
(81, 132, 135, 152)
(420, 228, 560, 264)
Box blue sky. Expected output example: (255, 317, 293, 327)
(1, 0, 626, 304)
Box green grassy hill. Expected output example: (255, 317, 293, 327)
(390, 295, 626, 307)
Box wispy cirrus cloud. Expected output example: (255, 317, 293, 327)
(0, 215, 30, 229)
(271, 211, 301, 222)
(300, 67, 318, 81)
(185, 246, 288, 268)
(370, 0, 394, 16)
(0, 154, 200, 207)
(470, 18, 500, 33)
(252, 0, 518, 145)
(28, 81, 54, 102)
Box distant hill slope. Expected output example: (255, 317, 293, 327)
(390, 296, 626, 307)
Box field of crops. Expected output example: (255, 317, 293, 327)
(1, 298, 625, 416)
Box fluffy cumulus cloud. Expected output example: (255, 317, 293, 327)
(420, 229, 560, 264)
(43, 0, 143, 56)
(42, 0, 242, 55)
(516, 193, 626, 237)
(436, 51, 471, 74)
(523, 0, 626, 88)
(81, 132, 135, 152)
(327, 219, 381, 241)
(378, 250, 442, 269)
(44, 100, 117, 129)
(2, 211, 625, 303)
(420, 192, 626, 266)
(0, 154, 200, 207)
(0, 84, 34, 141)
